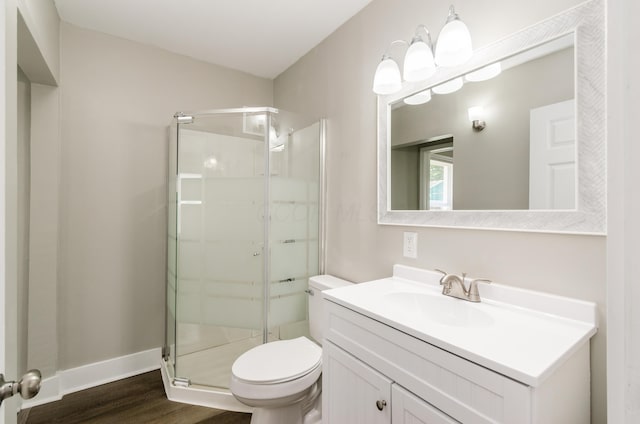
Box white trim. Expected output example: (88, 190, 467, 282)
(607, 0, 640, 421)
(21, 347, 162, 409)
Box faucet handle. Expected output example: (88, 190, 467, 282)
(434, 269, 448, 284)
(467, 279, 492, 302)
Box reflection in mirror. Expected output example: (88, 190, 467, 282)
(390, 34, 575, 211)
(391, 135, 454, 210)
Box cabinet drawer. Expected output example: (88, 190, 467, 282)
(325, 302, 531, 423)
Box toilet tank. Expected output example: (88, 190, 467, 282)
(308, 275, 352, 344)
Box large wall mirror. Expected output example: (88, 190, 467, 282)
(378, 0, 604, 233)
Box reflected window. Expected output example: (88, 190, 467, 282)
(420, 147, 453, 210)
(428, 158, 453, 210)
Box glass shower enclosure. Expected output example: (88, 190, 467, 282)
(162, 107, 325, 410)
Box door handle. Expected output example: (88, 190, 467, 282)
(0, 369, 42, 406)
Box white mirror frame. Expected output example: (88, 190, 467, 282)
(377, 0, 604, 234)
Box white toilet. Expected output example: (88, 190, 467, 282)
(230, 275, 352, 424)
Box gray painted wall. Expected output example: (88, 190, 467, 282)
(17, 0, 60, 85)
(273, 0, 606, 422)
(16, 0, 62, 383)
(27, 82, 61, 379)
(57, 23, 273, 370)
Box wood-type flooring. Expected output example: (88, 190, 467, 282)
(18, 370, 252, 424)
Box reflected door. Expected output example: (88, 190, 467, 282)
(529, 99, 576, 209)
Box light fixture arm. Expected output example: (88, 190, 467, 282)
(412, 24, 434, 49)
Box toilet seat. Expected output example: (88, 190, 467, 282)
(230, 337, 323, 401)
(232, 337, 322, 384)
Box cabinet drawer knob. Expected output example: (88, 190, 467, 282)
(376, 399, 387, 411)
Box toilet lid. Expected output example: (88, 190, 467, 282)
(232, 337, 322, 385)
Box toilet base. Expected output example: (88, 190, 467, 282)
(244, 383, 322, 424)
(250, 402, 302, 424)
(249, 400, 321, 424)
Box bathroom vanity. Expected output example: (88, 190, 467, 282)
(322, 265, 597, 423)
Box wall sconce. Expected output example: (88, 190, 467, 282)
(468, 106, 486, 131)
(372, 5, 472, 95)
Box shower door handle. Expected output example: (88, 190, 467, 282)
(0, 369, 42, 406)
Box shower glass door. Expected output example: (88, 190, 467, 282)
(167, 110, 269, 389)
(165, 108, 324, 395)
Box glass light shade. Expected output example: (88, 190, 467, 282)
(432, 77, 464, 95)
(468, 106, 484, 121)
(435, 18, 473, 67)
(465, 62, 502, 82)
(373, 57, 402, 95)
(404, 89, 432, 105)
(403, 40, 436, 82)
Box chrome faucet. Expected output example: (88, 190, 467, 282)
(435, 269, 491, 303)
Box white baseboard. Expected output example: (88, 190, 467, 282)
(22, 347, 162, 409)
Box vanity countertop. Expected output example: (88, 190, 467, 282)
(323, 265, 598, 387)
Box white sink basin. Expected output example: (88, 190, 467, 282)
(384, 292, 494, 327)
(323, 265, 598, 386)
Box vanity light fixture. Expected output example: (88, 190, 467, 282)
(372, 5, 472, 95)
(468, 106, 486, 131)
(403, 25, 436, 82)
(432, 77, 464, 95)
(434, 5, 473, 67)
(403, 89, 432, 105)
(465, 62, 502, 82)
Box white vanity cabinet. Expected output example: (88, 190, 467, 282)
(324, 339, 459, 424)
(322, 266, 596, 424)
(323, 341, 392, 424)
(392, 384, 458, 424)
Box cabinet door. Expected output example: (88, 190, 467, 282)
(323, 341, 392, 424)
(392, 384, 460, 424)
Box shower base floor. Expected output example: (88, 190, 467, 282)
(161, 357, 253, 413)
(175, 335, 262, 389)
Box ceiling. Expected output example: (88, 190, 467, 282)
(53, 0, 374, 79)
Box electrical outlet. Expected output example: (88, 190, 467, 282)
(403, 232, 418, 258)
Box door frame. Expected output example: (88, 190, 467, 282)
(1, 0, 19, 423)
